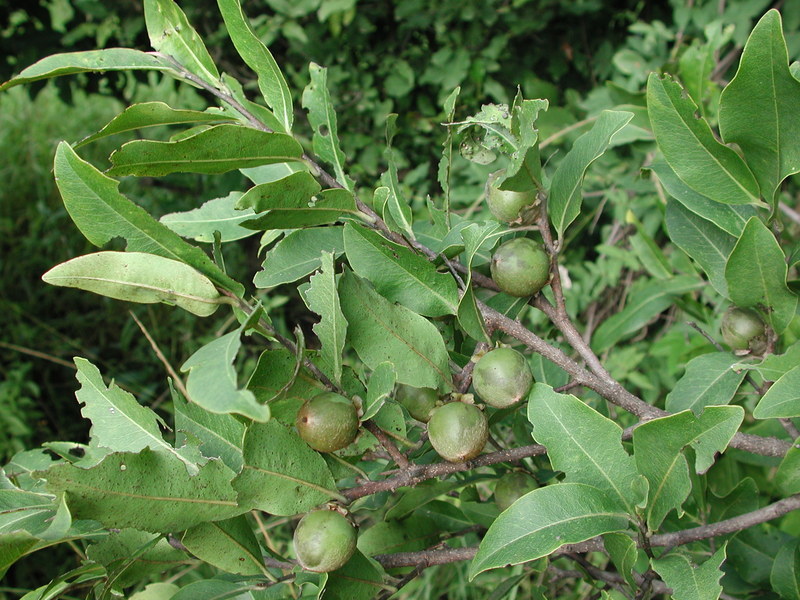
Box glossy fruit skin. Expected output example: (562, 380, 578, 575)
(472, 347, 533, 409)
(490, 237, 550, 297)
(396, 384, 438, 422)
(721, 307, 767, 354)
(494, 471, 538, 512)
(293, 509, 357, 572)
(487, 185, 536, 223)
(427, 402, 488, 462)
(296, 392, 359, 453)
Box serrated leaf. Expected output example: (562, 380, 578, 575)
(40, 449, 241, 532)
(160, 192, 258, 243)
(0, 49, 175, 92)
(719, 10, 800, 206)
(470, 483, 630, 579)
(753, 365, 800, 418)
(254, 227, 345, 288)
(652, 545, 727, 600)
(339, 270, 451, 389)
(181, 515, 268, 576)
(107, 124, 304, 176)
(647, 73, 761, 206)
(42, 251, 222, 317)
(218, 0, 293, 132)
(528, 384, 643, 512)
(549, 110, 633, 237)
(344, 223, 459, 317)
(54, 142, 242, 295)
(232, 421, 340, 515)
(304, 252, 347, 384)
(725, 216, 797, 334)
(301, 63, 353, 190)
(665, 352, 746, 414)
(144, 0, 220, 85)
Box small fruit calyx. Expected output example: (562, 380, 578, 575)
(721, 306, 767, 355)
(494, 471, 539, 512)
(486, 171, 539, 225)
(293, 507, 357, 573)
(427, 400, 488, 463)
(395, 383, 438, 422)
(490, 237, 550, 297)
(472, 346, 533, 409)
(296, 391, 359, 453)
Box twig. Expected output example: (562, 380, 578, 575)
(0, 341, 77, 369)
(129, 311, 192, 403)
(364, 421, 410, 469)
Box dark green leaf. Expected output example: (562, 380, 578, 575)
(160, 192, 258, 243)
(652, 545, 727, 600)
(665, 352, 746, 414)
(181, 515, 268, 576)
(753, 365, 800, 418)
(303, 252, 347, 385)
(254, 227, 345, 288)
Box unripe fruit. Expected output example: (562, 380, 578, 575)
(427, 402, 488, 462)
(396, 384, 438, 422)
(721, 307, 767, 354)
(472, 347, 533, 408)
(293, 509, 357, 572)
(296, 392, 359, 453)
(494, 471, 539, 512)
(487, 184, 537, 224)
(490, 237, 550, 297)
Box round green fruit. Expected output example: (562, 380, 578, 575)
(293, 509, 357, 573)
(487, 184, 536, 224)
(721, 307, 767, 354)
(396, 384, 438, 422)
(296, 392, 359, 453)
(427, 402, 488, 463)
(490, 237, 550, 297)
(472, 347, 533, 408)
(494, 471, 538, 512)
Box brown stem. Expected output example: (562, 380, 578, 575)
(364, 421, 410, 469)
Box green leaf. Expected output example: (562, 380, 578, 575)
(690, 406, 745, 474)
(528, 384, 643, 512)
(232, 421, 340, 515)
(180, 314, 270, 422)
(0, 532, 39, 579)
(604, 532, 641, 588)
(549, 110, 633, 237)
(301, 63, 354, 190)
(591, 276, 704, 353)
(469, 483, 630, 579)
(719, 10, 800, 206)
(437, 86, 460, 216)
(53, 142, 242, 295)
(457, 222, 504, 342)
(319, 550, 385, 600)
(237, 171, 320, 213)
(0, 489, 58, 536)
(647, 73, 761, 206)
(734, 340, 800, 381)
(181, 515, 268, 577)
(665, 199, 736, 296)
(160, 192, 258, 243)
(42, 251, 222, 317)
(339, 270, 452, 389)
(218, 0, 293, 132)
(303, 252, 347, 385)
(0, 49, 175, 92)
(254, 227, 345, 288)
(381, 117, 414, 238)
(242, 187, 357, 230)
(775, 444, 800, 496)
(40, 449, 241, 532)
(343, 223, 459, 317)
(753, 365, 800, 418)
(144, 0, 220, 85)
(665, 352, 746, 414)
(725, 216, 797, 334)
(652, 545, 727, 600)
(107, 124, 304, 176)
(173, 394, 245, 473)
(501, 96, 548, 190)
(771, 540, 800, 600)
(76, 102, 231, 148)
(362, 362, 396, 421)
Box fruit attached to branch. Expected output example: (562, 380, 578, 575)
(293, 508, 357, 572)
(472, 347, 533, 408)
(296, 392, 359, 452)
(490, 237, 550, 297)
(427, 401, 488, 462)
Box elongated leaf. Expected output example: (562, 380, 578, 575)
(254, 227, 345, 288)
(344, 223, 459, 317)
(0, 532, 39, 578)
(107, 124, 304, 176)
(339, 270, 452, 389)
(457, 222, 503, 341)
(173, 394, 245, 473)
(604, 532, 641, 588)
(160, 192, 257, 243)
(691, 406, 744, 474)
(776, 445, 800, 496)
(647, 73, 760, 206)
(469, 483, 630, 579)
(771, 540, 800, 600)
(242, 188, 357, 230)
(362, 362, 396, 421)
(232, 421, 339, 515)
(0, 49, 175, 91)
(725, 216, 797, 334)
(304, 252, 347, 385)
(549, 110, 633, 237)
(302, 63, 353, 190)
(0, 489, 58, 536)
(591, 276, 704, 353)
(381, 117, 414, 237)
(40, 449, 241, 532)
(144, 0, 220, 85)
(236, 171, 320, 212)
(437, 86, 460, 212)
(320, 551, 385, 600)
(719, 10, 800, 206)
(665, 352, 746, 414)
(528, 384, 643, 513)
(54, 142, 242, 295)
(753, 365, 800, 418)
(734, 340, 800, 381)
(181, 515, 267, 577)
(42, 252, 222, 317)
(501, 96, 548, 190)
(218, 0, 292, 132)
(652, 545, 727, 600)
